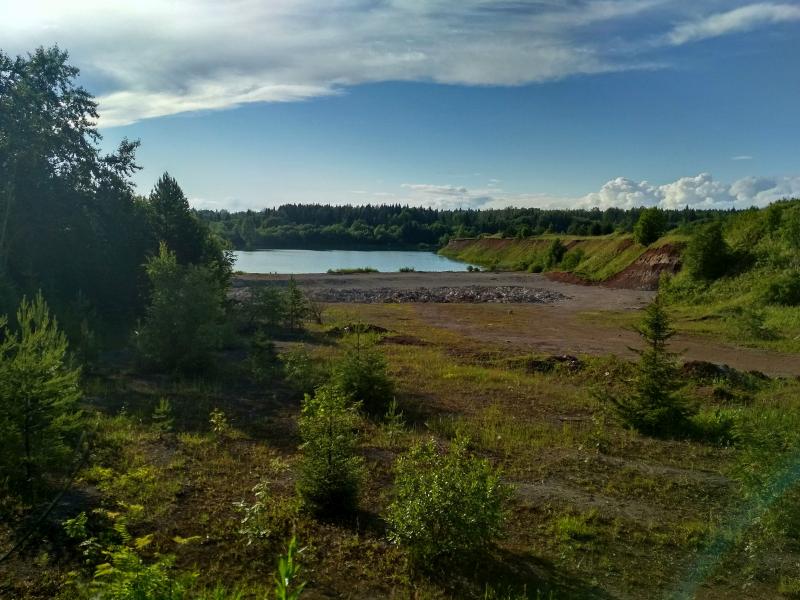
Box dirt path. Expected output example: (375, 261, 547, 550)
(235, 271, 800, 377)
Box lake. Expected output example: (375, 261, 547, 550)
(233, 249, 475, 274)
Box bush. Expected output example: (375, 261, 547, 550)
(545, 239, 567, 269)
(332, 331, 393, 415)
(135, 244, 227, 372)
(281, 345, 328, 394)
(386, 437, 512, 565)
(684, 221, 731, 281)
(0, 292, 82, 499)
(239, 286, 287, 333)
(296, 386, 363, 515)
(607, 296, 694, 437)
(560, 248, 585, 271)
(633, 207, 667, 246)
(761, 270, 800, 306)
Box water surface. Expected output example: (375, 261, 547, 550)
(234, 249, 474, 274)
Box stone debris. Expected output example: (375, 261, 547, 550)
(306, 285, 566, 304)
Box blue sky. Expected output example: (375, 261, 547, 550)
(4, 1, 800, 210)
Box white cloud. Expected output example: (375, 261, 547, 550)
(732, 155, 754, 160)
(580, 177, 661, 209)
(668, 3, 800, 45)
(395, 173, 800, 211)
(5, 1, 796, 126)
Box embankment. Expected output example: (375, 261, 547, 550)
(440, 235, 684, 290)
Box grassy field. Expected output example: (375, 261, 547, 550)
(4, 299, 800, 599)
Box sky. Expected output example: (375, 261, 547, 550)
(3, 0, 800, 211)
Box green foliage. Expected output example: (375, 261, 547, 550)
(147, 173, 232, 286)
(234, 474, 297, 546)
(553, 510, 598, 548)
(296, 386, 363, 515)
(240, 287, 287, 333)
(91, 545, 192, 600)
(386, 437, 512, 566)
(249, 333, 282, 385)
(284, 277, 307, 331)
(0, 47, 152, 328)
(684, 221, 732, 281)
(608, 297, 694, 437)
(209, 408, 230, 438)
(134, 243, 227, 372)
(273, 537, 306, 600)
(761, 270, 800, 306)
(151, 398, 174, 433)
(281, 345, 328, 394)
(544, 239, 567, 269)
(399, 266, 415, 272)
(332, 331, 393, 414)
(0, 292, 82, 498)
(560, 248, 585, 271)
(633, 207, 667, 246)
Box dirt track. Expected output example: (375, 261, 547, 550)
(236, 271, 800, 377)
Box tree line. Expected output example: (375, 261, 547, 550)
(200, 203, 734, 250)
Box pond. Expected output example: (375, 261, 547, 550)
(233, 249, 475, 274)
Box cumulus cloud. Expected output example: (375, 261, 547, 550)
(581, 173, 800, 210)
(4, 1, 797, 126)
(668, 3, 800, 45)
(398, 173, 800, 211)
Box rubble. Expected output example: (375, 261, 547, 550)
(306, 285, 567, 304)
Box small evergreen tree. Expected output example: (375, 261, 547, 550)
(284, 277, 307, 332)
(0, 293, 82, 498)
(633, 207, 667, 246)
(684, 221, 731, 280)
(296, 386, 363, 515)
(333, 330, 393, 415)
(135, 243, 227, 372)
(610, 296, 694, 436)
(386, 437, 511, 565)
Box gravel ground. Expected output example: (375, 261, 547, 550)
(305, 285, 566, 304)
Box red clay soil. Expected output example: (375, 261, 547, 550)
(547, 243, 683, 291)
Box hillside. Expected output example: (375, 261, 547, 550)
(440, 234, 685, 290)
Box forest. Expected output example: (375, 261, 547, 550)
(200, 204, 733, 250)
(2, 46, 800, 600)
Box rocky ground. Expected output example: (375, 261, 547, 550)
(305, 285, 567, 304)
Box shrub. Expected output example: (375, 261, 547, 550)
(560, 248, 585, 271)
(386, 437, 512, 565)
(684, 221, 731, 281)
(281, 345, 328, 394)
(761, 270, 800, 306)
(332, 331, 393, 415)
(249, 332, 282, 384)
(0, 292, 82, 499)
(239, 286, 287, 333)
(633, 207, 667, 246)
(607, 296, 694, 436)
(296, 386, 363, 515)
(545, 239, 566, 269)
(135, 243, 227, 372)
(527, 263, 544, 273)
(399, 266, 415, 272)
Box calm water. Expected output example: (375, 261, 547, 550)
(234, 249, 475, 274)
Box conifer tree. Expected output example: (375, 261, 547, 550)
(0, 293, 82, 498)
(610, 296, 693, 436)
